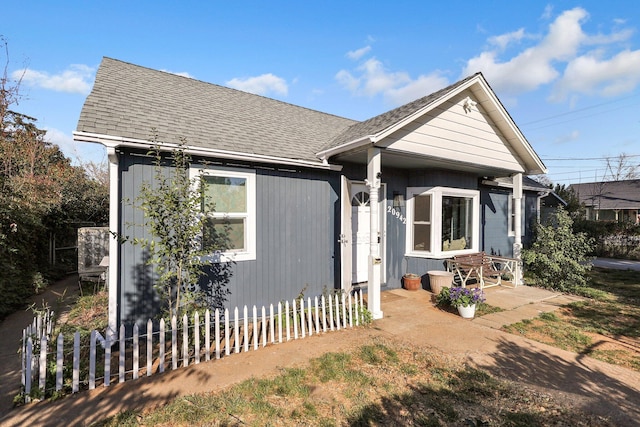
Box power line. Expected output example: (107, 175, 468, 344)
(520, 93, 640, 127)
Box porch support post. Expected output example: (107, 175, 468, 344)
(107, 147, 119, 341)
(512, 173, 523, 285)
(365, 147, 383, 320)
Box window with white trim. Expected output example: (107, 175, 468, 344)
(405, 187, 479, 258)
(190, 167, 256, 261)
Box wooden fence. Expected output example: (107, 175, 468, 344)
(21, 291, 365, 402)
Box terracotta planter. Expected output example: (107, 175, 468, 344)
(403, 274, 422, 291)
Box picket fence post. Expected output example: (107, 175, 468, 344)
(56, 333, 64, 391)
(147, 319, 153, 376)
(119, 325, 126, 382)
(72, 332, 80, 393)
(159, 318, 165, 373)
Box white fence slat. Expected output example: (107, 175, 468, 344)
(299, 298, 305, 339)
(205, 309, 211, 362)
(171, 316, 177, 370)
(89, 331, 96, 390)
(194, 311, 200, 364)
(39, 334, 47, 392)
(104, 333, 111, 387)
(342, 293, 347, 329)
(354, 293, 359, 326)
(307, 297, 313, 336)
(335, 294, 341, 331)
(147, 319, 153, 376)
(285, 301, 291, 341)
(269, 304, 275, 344)
(261, 306, 267, 347)
(292, 300, 298, 340)
(215, 309, 221, 360)
(21, 329, 26, 388)
(348, 293, 353, 327)
(72, 332, 80, 393)
(119, 325, 125, 383)
(328, 295, 334, 331)
(243, 306, 249, 353)
(252, 306, 258, 350)
(314, 296, 320, 334)
(133, 324, 139, 380)
(322, 295, 327, 332)
(25, 338, 32, 402)
(182, 314, 188, 368)
(278, 302, 283, 343)
(234, 307, 239, 354)
(159, 319, 165, 373)
(225, 308, 230, 356)
(56, 333, 64, 391)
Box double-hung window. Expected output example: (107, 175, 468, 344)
(191, 167, 256, 261)
(508, 195, 524, 237)
(405, 187, 479, 258)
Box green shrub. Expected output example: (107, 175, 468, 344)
(522, 207, 594, 292)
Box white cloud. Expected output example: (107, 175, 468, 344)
(552, 49, 640, 100)
(488, 28, 527, 51)
(462, 7, 589, 95)
(555, 130, 580, 144)
(346, 45, 372, 61)
(336, 57, 449, 106)
(13, 64, 95, 94)
(45, 127, 105, 164)
(161, 69, 194, 78)
(462, 6, 640, 103)
(385, 74, 450, 106)
(226, 73, 288, 96)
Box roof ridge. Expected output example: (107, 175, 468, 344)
(101, 57, 357, 123)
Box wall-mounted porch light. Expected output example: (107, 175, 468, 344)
(393, 191, 405, 208)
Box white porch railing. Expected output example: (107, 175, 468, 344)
(20, 291, 365, 403)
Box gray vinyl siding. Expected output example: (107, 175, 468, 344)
(118, 150, 339, 325)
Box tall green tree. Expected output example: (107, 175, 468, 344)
(0, 38, 109, 318)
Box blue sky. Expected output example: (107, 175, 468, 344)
(3, 1, 639, 184)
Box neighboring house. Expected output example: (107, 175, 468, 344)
(570, 180, 640, 223)
(74, 58, 547, 332)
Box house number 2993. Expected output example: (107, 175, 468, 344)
(387, 206, 406, 224)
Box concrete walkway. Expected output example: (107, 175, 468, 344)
(1, 283, 638, 426)
(593, 257, 640, 271)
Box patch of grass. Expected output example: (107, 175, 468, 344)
(504, 268, 640, 372)
(476, 302, 504, 316)
(96, 341, 615, 427)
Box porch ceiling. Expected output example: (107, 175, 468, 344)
(332, 148, 518, 177)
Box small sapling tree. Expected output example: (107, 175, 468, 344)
(130, 135, 232, 318)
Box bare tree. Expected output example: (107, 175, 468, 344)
(604, 153, 639, 181)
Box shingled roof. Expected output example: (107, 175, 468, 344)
(76, 58, 356, 163)
(570, 180, 640, 210)
(321, 73, 480, 151)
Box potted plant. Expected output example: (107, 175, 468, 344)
(402, 273, 422, 291)
(445, 286, 485, 318)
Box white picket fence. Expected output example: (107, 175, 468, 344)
(21, 291, 365, 402)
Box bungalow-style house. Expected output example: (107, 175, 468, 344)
(570, 180, 640, 223)
(74, 58, 547, 332)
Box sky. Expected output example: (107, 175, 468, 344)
(2, 1, 639, 185)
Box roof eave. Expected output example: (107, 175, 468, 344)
(74, 131, 343, 171)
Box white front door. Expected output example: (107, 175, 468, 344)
(341, 179, 386, 292)
(351, 185, 370, 283)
